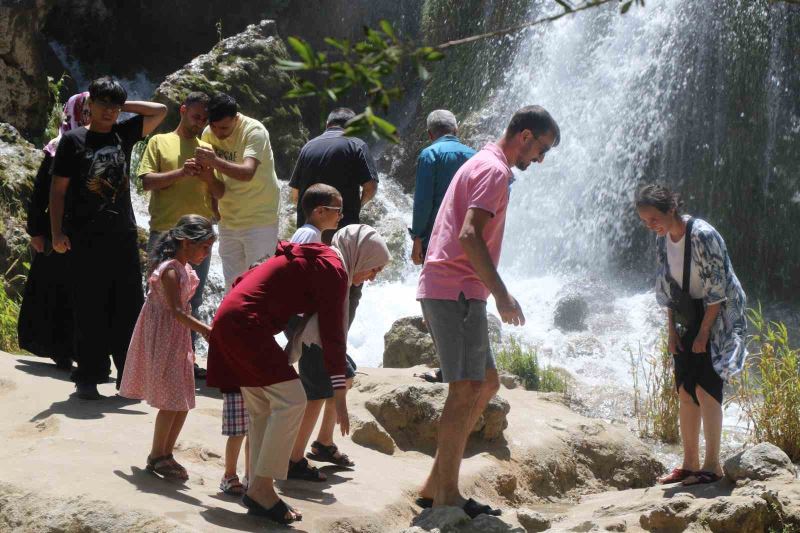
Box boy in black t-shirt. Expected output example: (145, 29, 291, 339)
(50, 77, 167, 400)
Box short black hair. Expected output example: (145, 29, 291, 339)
(326, 108, 356, 128)
(208, 93, 238, 123)
(506, 105, 560, 147)
(301, 183, 342, 218)
(183, 91, 210, 108)
(88, 76, 127, 106)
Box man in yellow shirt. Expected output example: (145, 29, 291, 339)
(138, 91, 224, 377)
(196, 93, 281, 289)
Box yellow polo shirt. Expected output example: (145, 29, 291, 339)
(137, 132, 215, 232)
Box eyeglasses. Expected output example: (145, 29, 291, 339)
(320, 205, 343, 214)
(93, 100, 123, 113)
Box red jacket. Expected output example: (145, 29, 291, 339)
(207, 241, 349, 391)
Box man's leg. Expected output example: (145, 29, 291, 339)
(289, 399, 326, 465)
(218, 227, 246, 290)
(70, 236, 113, 392)
(110, 232, 144, 389)
(242, 224, 279, 268)
(434, 379, 482, 506)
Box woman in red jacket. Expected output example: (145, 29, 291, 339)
(207, 224, 390, 525)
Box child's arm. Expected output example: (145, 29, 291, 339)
(161, 268, 212, 339)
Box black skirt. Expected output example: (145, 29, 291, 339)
(673, 329, 723, 406)
(17, 250, 74, 362)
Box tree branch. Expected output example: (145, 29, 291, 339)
(436, 0, 616, 50)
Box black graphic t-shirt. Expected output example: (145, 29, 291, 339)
(51, 115, 144, 234)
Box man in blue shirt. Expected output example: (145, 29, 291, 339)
(410, 110, 476, 264)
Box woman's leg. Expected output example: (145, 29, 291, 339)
(696, 385, 724, 476)
(678, 385, 701, 471)
(151, 410, 177, 458)
(242, 382, 306, 519)
(315, 398, 337, 446)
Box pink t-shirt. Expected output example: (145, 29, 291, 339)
(416, 142, 512, 302)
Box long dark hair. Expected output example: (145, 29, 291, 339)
(148, 214, 215, 275)
(635, 183, 683, 215)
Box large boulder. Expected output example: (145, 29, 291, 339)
(0, 123, 42, 296)
(553, 278, 616, 332)
(152, 19, 308, 181)
(0, 1, 57, 137)
(383, 316, 437, 368)
(724, 442, 797, 482)
(365, 384, 510, 453)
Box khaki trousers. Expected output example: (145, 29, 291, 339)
(241, 379, 307, 480)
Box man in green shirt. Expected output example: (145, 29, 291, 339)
(138, 92, 224, 375)
(196, 93, 281, 289)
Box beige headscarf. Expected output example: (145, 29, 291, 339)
(287, 224, 391, 364)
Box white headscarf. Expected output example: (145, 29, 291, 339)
(287, 225, 391, 364)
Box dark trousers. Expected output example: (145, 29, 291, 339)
(69, 231, 144, 387)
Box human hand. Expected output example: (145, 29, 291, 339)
(182, 158, 202, 176)
(668, 327, 683, 354)
(334, 388, 350, 436)
(495, 291, 526, 326)
(195, 147, 217, 167)
(692, 329, 709, 354)
(30, 235, 46, 253)
(52, 232, 71, 253)
(411, 238, 424, 265)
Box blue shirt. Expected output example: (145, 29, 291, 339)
(411, 135, 476, 247)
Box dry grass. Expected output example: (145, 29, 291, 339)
(730, 305, 800, 461)
(630, 337, 680, 444)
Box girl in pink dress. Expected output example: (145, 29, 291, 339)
(120, 215, 215, 480)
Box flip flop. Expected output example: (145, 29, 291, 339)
(242, 495, 301, 524)
(682, 471, 722, 486)
(658, 467, 694, 484)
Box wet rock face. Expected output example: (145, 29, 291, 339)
(383, 316, 437, 368)
(0, 123, 42, 296)
(553, 278, 616, 332)
(365, 384, 509, 453)
(0, 1, 56, 137)
(724, 442, 797, 482)
(152, 19, 308, 181)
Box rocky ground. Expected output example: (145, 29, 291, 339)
(2, 352, 795, 532)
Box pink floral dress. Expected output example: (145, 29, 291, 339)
(120, 259, 199, 411)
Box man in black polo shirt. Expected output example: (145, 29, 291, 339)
(289, 107, 378, 241)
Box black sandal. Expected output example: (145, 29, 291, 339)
(306, 441, 355, 467)
(463, 498, 502, 518)
(242, 495, 301, 524)
(415, 497, 433, 509)
(287, 458, 326, 482)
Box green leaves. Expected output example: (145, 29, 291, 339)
(620, 0, 646, 14)
(277, 19, 444, 142)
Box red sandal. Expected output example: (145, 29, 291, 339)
(658, 467, 694, 484)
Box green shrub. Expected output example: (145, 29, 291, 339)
(0, 284, 20, 353)
(495, 336, 568, 394)
(730, 305, 800, 461)
(630, 337, 680, 444)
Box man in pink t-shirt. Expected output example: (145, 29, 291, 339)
(416, 106, 560, 517)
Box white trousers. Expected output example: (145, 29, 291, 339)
(241, 380, 307, 480)
(218, 224, 279, 290)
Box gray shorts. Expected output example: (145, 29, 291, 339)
(419, 294, 495, 383)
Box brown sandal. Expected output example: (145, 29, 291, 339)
(146, 455, 186, 480)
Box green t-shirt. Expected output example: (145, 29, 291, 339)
(201, 114, 280, 230)
(137, 132, 215, 232)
